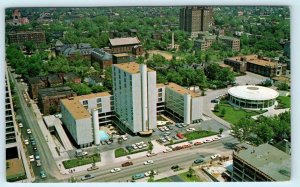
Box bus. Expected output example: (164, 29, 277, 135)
(132, 173, 145, 180)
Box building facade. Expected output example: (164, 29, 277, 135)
(109, 37, 141, 54)
(218, 36, 240, 51)
(112, 62, 157, 134)
(91, 48, 113, 69)
(8, 31, 46, 44)
(38, 86, 76, 115)
(232, 143, 290, 181)
(61, 92, 113, 147)
(179, 6, 214, 37)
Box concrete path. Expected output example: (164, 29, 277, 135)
(252, 108, 290, 120)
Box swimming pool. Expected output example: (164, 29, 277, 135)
(99, 130, 110, 141)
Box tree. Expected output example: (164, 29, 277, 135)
(219, 128, 224, 135)
(187, 167, 195, 178)
(24, 41, 36, 54)
(214, 104, 220, 112)
(220, 108, 226, 117)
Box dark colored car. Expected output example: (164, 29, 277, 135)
(194, 159, 204, 164)
(171, 165, 179, 170)
(122, 161, 133, 167)
(81, 174, 95, 181)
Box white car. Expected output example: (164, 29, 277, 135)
(29, 155, 35, 162)
(121, 135, 128, 141)
(82, 151, 88, 156)
(142, 144, 147, 148)
(144, 160, 154, 165)
(186, 128, 196, 132)
(133, 145, 138, 150)
(18, 123, 23, 128)
(26, 129, 32, 134)
(211, 154, 221, 159)
(204, 139, 213, 143)
(164, 132, 171, 136)
(144, 170, 157, 177)
(24, 139, 29, 145)
(159, 127, 165, 132)
(110, 168, 121, 173)
(163, 148, 172, 153)
(164, 127, 170, 131)
(138, 145, 143, 149)
(146, 152, 157, 157)
(213, 137, 221, 141)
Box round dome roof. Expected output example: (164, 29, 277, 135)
(228, 85, 279, 101)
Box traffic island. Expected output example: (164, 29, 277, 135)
(62, 154, 101, 169)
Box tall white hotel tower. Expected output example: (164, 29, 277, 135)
(112, 62, 157, 134)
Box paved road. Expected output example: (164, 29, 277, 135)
(8, 69, 63, 181)
(75, 136, 238, 182)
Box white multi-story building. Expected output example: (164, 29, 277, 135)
(112, 62, 157, 135)
(61, 92, 112, 147)
(157, 82, 203, 124)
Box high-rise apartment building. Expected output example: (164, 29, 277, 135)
(112, 62, 157, 134)
(180, 6, 214, 37)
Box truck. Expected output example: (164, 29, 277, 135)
(132, 173, 145, 180)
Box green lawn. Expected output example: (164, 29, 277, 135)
(178, 171, 203, 182)
(214, 102, 265, 125)
(156, 177, 173, 182)
(277, 96, 291, 108)
(115, 148, 128, 158)
(184, 130, 217, 141)
(62, 154, 100, 169)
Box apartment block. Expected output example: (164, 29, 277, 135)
(180, 6, 214, 37)
(218, 36, 240, 51)
(232, 143, 290, 181)
(112, 62, 157, 134)
(8, 31, 46, 44)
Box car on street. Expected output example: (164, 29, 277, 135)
(164, 132, 171, 136)
(82, 151, 88, 156)
(81, 174, 95, 181)
(163, 148, 172, 153)
(164, 126, 170, 131)
(144, 170, 157, 177)
(35, 154, 40, 160)
(105, 140, 112, 145)
(186, 127, 195, 132)
(144, 160, 154, 165)
(29, 155, 35, 162)
(182, 124, 188, 127)
(121, 161, 133, 167)
(24, 139, 29, 145)
(211, 154, 221, 159)
(194, 141, 203, 146)
(31, 140, 36, 146)
(213, 137, 221, 141)
(40, 171, 47, 179)
(194, 159, 204, 164)
(171, 165, 179, 170)
(121, 135, 128, 141)
(176, 133, 184, 139)
(146, 152, 157, 157)
(158, 127, 165, 132)
(18, 123, 23, 128)
(167, 125, 173, 130)
(26, 129, 32, 134)
(204, 138, 213, 143)
(33, 147, 38, 152)
(110, 168, 121, 173)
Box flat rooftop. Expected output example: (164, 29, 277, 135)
(113, 62, 154, 74)
(227, 55, 278, 68)
(61, 92, 111, 120)
(109, 37, 140, 46)
(113, 53, 130, 57)
(38, 86, 74, 97)
(234, 143, 290, 181)
(166, 82, 199, 98)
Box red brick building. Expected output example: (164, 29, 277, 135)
(109, 37, 141, 54)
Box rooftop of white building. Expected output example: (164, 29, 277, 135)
(113, 62, 154, 74)
(158, 82, 200, 98)
(228, 85, 279, 101)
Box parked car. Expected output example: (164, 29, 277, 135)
(163, 148, 172, 153)
(173, 136, 180, 140)
(29, 155, 35, 162)
(213, 137, 221, 141)
(81, 174, 95, 181)
(33, 147, 38, 152)
(26, 129, 32, 134)
(110, 168, 121, 173)
(194, 141, 203, 146)
(186, 127, 195, 132)
(194, 159, 204, 164)
(211, 154, 221, 159)
(40, 171, 47, 179)
(31, 140, 36, 146)
(121, 135, 128, 141)
(82, 151, 88, 156)
(36, 160, 41, 167)
(35, 154, 40, 160)
(204, 138, 213, 143)
(18, 123, 23, 128)
(144, 160, 154, 165)
(122, 161, 133, 167)
(164, 132, 171, 136)
(167, 125, 173, 130)
(176, 133, 184, 139)
(24, 139, 29, 145)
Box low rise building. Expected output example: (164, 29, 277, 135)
(91, 48, 113, 69)
(109, 37, 141, 54)
(28, 77, 47, 100)
(218, 35, 240, 51)
(55, 42, 93, 61)
(224, 55, 287, 77)
(112, 53, 132, 64)
(38, 86, 76, 115)
(232, 143, 290, 181)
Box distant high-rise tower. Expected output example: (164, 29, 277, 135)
(179, 6, 214, 37)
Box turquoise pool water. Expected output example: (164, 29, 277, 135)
(99, 130, 110, 141)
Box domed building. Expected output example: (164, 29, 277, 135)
(228, 85, 279, 110)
